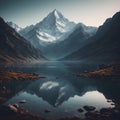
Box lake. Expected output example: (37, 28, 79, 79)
(2, 61, 120, 120)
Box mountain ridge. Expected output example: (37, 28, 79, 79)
(7, 21, 22, 32)
(18, 10, 97, 59)
(6, 9, 97, 60)
(61, 12, 120, 63)
(0, 17, 46, 63)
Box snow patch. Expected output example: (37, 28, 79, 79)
(36, 31, 58, 42)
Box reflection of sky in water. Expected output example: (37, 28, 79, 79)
(5, 90, 114, 120)
(60, 91, 114, 110)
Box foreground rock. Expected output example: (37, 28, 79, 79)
(78, 108, 84, 113)
(44, 109, 51, 113)
(59, 101, 120, 120)
(83, 105, 96, 111)
(0, 101, 120, 120)
(0, 104, 41, 120)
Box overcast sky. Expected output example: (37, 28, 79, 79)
(0, 0, 120, 28)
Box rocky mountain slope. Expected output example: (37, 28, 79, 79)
(0, 17, 46, 63)
(62, 12, 120, 63)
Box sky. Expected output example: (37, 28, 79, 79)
(0, 0, 120, 28)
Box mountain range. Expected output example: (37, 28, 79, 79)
(8, 9, 97, 60)
(1, 10, 120, 63)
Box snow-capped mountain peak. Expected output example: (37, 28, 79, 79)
(35, 9, 76, 34)
(7, 9, 97, 60)
(21, 9, 76, 45)
(53, 9, 65, 19)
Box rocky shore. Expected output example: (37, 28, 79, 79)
(0, 71, 45, 82)
(1, 100, 119, 120)
(59, 99, 120, 120)
(77, 63, 120, 78)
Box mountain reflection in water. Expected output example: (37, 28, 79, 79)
(4, 61, 119, 120)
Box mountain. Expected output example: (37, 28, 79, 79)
(19, 10, 97, 59)
(7, 21, 22, 32)
(0, 17, 46, 63)
(61, 12, 120, 63)
(20, 9, 76, 47)
(19, 24, 34, 36)
(43, 23, 97, 59)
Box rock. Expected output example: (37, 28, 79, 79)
(78, 108, 84, 113)
(44, 109, 51, 113)
(83, 105, 96, 111)
(13, 104, 19, 108)
(111, 103, 115, 105)
(19, 99, 27, 104)
(107, 99, 112, 102)
(8, 104, 18, 112)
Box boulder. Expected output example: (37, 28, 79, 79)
(83, 105, 96, 111)
(78, 108, 84, 113)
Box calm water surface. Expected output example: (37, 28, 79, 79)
(3, 61, 119, 120)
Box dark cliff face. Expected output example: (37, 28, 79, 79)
(0, 17, 46, 63)
(62, 12, 120, 63)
